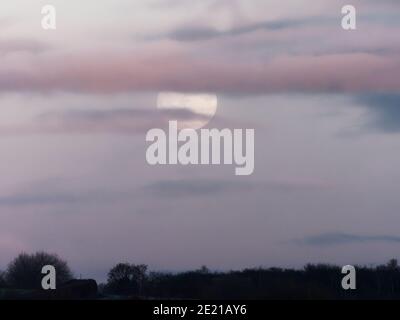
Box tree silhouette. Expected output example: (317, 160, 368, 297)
(106, 263, 147, 295)
(387, 259, 399, 270)
(5, 252, 73, 289)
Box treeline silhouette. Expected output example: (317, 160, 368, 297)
(2, 252, 400, 299)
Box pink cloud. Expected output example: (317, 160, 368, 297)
(1, 50, 399, 94)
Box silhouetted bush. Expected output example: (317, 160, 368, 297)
(0, 271, 6, 288)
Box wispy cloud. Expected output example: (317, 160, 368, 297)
(0, 178, 130, 207)
(0, 189, 127, 207)
(143, 180, 251, 197)
(298, 233, 400, 246)
(0, 39, 49, 55)
(164, 16, 331, 42)
(144, 178, 333, 198)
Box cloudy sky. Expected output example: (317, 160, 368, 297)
(0, 0, 400, 281)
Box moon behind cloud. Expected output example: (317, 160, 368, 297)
(157, 92, 218, 129)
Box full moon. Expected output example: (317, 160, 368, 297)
(157, 92, 218, 129)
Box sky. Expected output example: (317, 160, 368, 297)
(0, 0, 400, 282)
